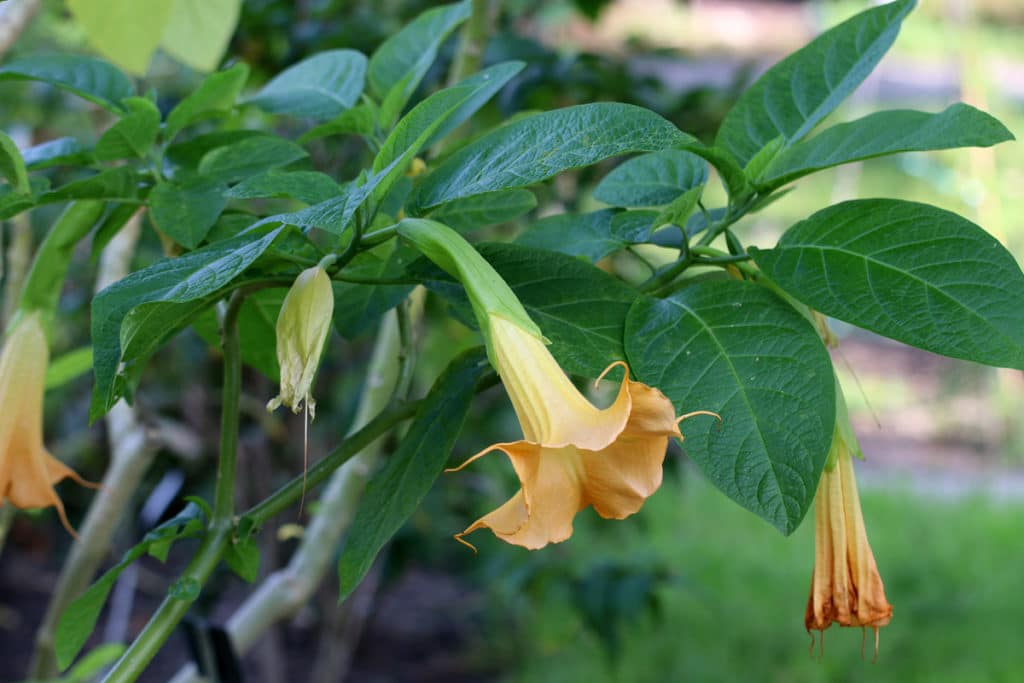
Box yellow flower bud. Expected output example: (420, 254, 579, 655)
(267, 265, 334, 420)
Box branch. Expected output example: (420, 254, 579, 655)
(168, 290, 424, 683)
(29, 212, 161, 679)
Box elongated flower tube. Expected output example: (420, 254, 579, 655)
(267, 263, 335, 420)
(399, 219, 717, 549)
(805, 407, 893, 658)
(0, 312, 94, 535)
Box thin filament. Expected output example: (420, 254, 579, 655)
(298, 397, 309, 518)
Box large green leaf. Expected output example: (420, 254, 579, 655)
(165, 62, 250, 140)
(160, 0, 242, 73)
(95, 97, 160, 161)
(0, 129, 30, 194)
(593, 149, 708, 207)
(428, 189, 536, 232)
(55, 503, 207, 671)
(419, 243, 638, 377)
(90, 226, 284, 420)
(625, 280, 835, 533)
(297, 104, 376, 144)
(66, 0, 176, 75)
(149, 178, 227, 248)
(372, 63, 523, 206)
(194, 288, 284, 381)
(246, 50, 367, 121)
(198, 135, 308, 182)
(715, 0, 916, 165)
(225, 170, 343, 205)
(751, 199, 1024, 369)
(39, 168, 138, 203)
(0, 54, 134, 112)
(337, 347, 486, 600)
(515, 210, 625, 262)
(757, 103, 1015, 189)
(411, 103, 694, 212)
(367, 0, 470, 113)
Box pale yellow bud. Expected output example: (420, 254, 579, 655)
(267, 265, 334, 420)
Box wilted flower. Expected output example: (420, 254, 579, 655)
(0, 312, 94, 535)
(267, 264, 335, 420)
(805, 424, 893, 658)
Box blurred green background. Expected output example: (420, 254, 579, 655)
(1, 0, 1022, 681)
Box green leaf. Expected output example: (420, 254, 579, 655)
(758, 103, 1015, 189)
(225, 170, 343, 205)
(198, 135, 308, 182)
(593, 149, 708, 207)
(149, 178, 227, 248)
(297, 104, 376, 144)
(516, 209, 624, 262)
(194, 288, 284, 380)
(250, 181, 371, 236)
(332, 241, 416, 339)
(224, 537, 260, 583)
(625, 280, 835, 533)
(22, 137, 91, 170)
(680, 143, 750, 202)
(160, 0, 242, 73)
(716, 0, 916, 165)
(411, 103, 694, 212)
(45, 347, 93, 390)
(66, 0, 176, 75)
(337, 347, 486, 600)
(0, 184, 36, 220)
(64, 643, 127, 682)
(55, 503, 207, 670)
(422, 61, 525, 148)
(40, 167, 138, 203)
(91, 203, 140, 262)
(420, 243, 638, 377)
(373, 62, 524, 201)
(751, 199, 1024, 369)
(652, 185, 703, 233)
(0, 129, 30, 194)
(90, 226, 284, 421)
(428, 189, 536, 232)
(165, 130, 264, 170)
(95, 97, 160, 161)
(246, 49, 367, 121)
(367, 0, 471, 111)
(0, 54, 135, 112)
(165, 62, 250, 141)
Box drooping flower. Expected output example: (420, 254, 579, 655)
(805, 421, 893, 658)
(267, 264, 335, 420)
(0, 311, 94, 535)
(398, 218, 718, 550)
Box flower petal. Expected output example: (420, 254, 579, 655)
(582, 380, 678, 519)
(456, 442, 585, 550)
(490, 315, 630, 450)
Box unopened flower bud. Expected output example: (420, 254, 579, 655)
(267, 265, 334, 420)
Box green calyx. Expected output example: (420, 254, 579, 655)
(397, 218, 542, 354)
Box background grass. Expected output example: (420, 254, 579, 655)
(468, 468, 1024, 683)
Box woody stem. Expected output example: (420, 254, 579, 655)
(101, 290, 247, 683)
